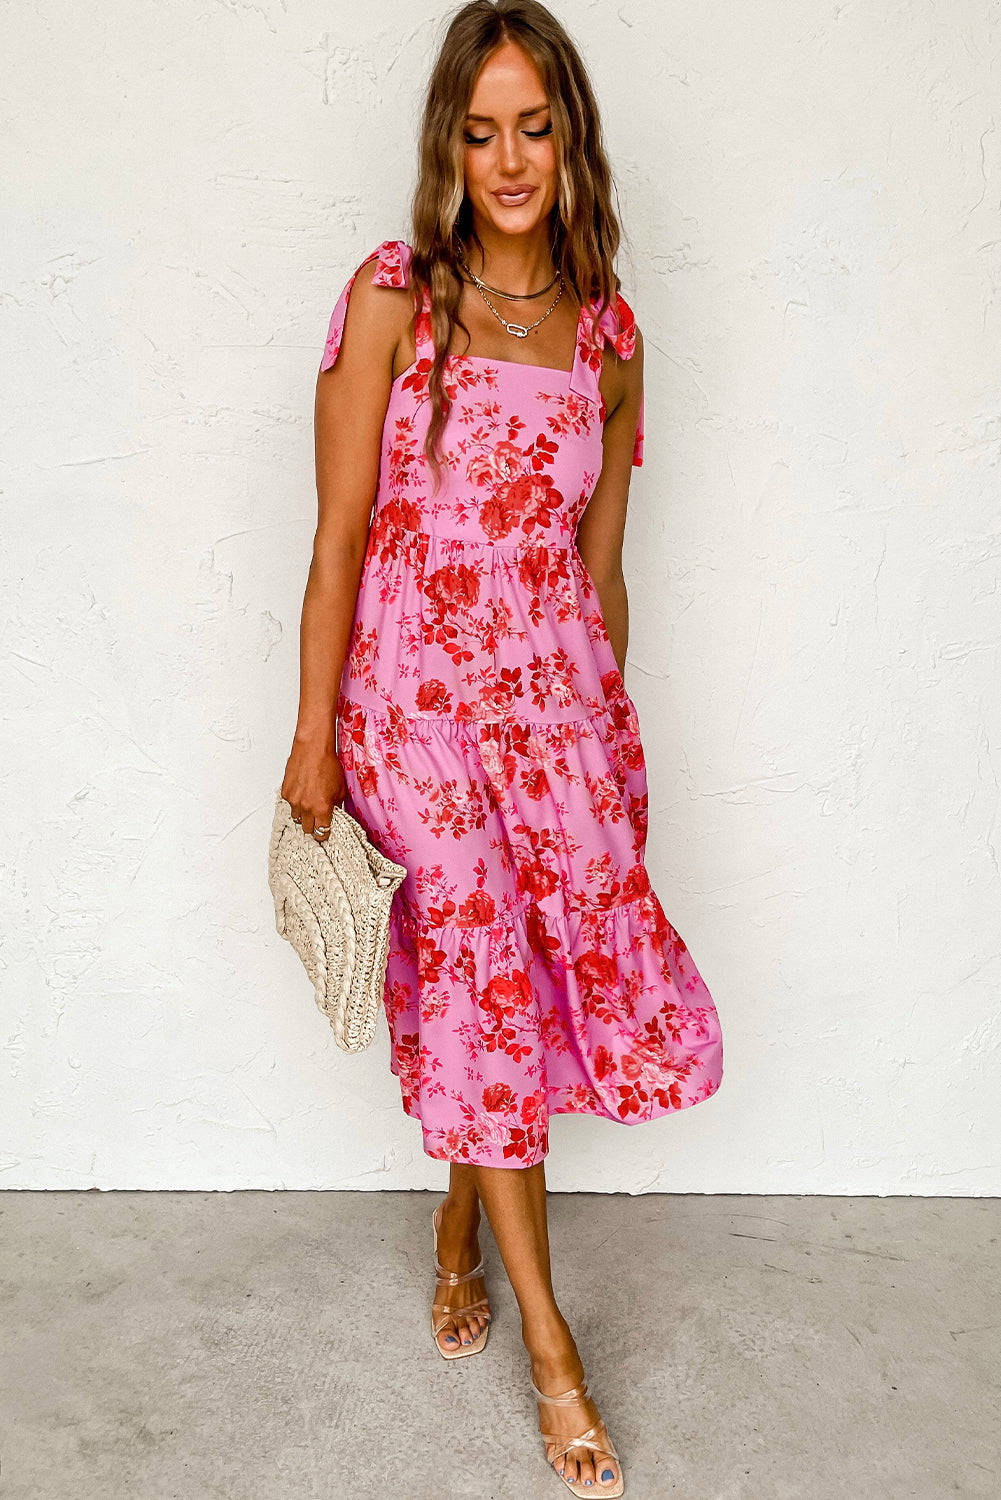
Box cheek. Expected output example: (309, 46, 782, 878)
(537, 142, 557, 179)
(464, 151, 489, 194)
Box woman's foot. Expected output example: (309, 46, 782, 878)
(432, 1196, 492, 1354)
(528, 1318, 621, 1491)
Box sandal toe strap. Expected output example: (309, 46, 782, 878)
(541, 1423, 620, 1466)
(432, 1294, 491, 1335)
(533, 1378, 619, 1465)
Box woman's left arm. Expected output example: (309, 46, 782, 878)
(574, 325, 645, 676)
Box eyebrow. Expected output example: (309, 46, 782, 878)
(465, 102, 550, 122)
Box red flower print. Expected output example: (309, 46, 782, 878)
(501, 1127, 538, 1162)
(653, 1082, 684, 1111)
(482, 970, 534, 1017)
(424, 562, 481, 615)
(527, 433, 559, 471)
(592, 1044, 615, 1081)
(479, 489, 522, 540)
(458, 889, 496, 927)
(335, 697, 368, 748)
(520, 766, 550, 801)
(615, 1083, 649, 1119)
(520, 1088, 546, 1125)
(416, 933, 447, 986)
(383, 703, 412, 748)
(467, 440, 524, 486)
(477, 670, 523, 717)
(416, 679, 453, 714)
(516, 855, 560, 901)
(574, 949, 618, 992)
(525, 906, 562, 966)
(518, 545, 551, 592)
(356, 760, 379, 797)
(496, 473, 557, 538)
(441, 1126, 467, 1157)
(621, 864, 650, 901)
(482, 1081, 518, 1114)
(394, 1031, 421, 1088)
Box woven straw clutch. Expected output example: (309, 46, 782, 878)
(267, 789, 407, 1053)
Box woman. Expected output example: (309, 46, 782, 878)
(281, 2, 724, 1493)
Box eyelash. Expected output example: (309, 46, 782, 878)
(464, 123, 553, 146)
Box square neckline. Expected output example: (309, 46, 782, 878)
(391, 298, 588, 391)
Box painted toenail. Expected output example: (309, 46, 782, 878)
(601, 1471, 614, 1482)
(445, 1335, 457, 1344)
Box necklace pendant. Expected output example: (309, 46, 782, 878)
(505, 322, 530, 338)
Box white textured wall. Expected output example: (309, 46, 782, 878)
(3, 1, 999, 1192)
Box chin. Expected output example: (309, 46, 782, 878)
(479, 200, 556, 233)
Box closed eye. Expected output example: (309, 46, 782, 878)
(464, 123, 553, 146)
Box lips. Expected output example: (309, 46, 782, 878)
(493, 186, 537, 205)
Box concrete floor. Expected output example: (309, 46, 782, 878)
(0, 1193, 997, 1499)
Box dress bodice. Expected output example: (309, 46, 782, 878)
(319, 238, 643, 552)
(320, 240, 645, 726)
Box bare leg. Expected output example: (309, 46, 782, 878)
(432, 1162, 492, 1353)
(470, 1160, 621, 1491)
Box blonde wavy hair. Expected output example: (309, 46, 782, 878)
(408, 0, 627, 491)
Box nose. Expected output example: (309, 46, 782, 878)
(498, 128, 526, 174)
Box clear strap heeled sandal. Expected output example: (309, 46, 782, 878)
(531, 1375, 625, 1497)
(430, 1203, 492, 1360)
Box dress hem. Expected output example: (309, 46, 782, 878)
(391, 1060, 724, 1168)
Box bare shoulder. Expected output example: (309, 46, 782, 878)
(318, 253, 415, 389)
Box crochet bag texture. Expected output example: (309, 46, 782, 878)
(268, 789, 407, 1053)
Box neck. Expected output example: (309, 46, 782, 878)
(462, 219, 557, 295)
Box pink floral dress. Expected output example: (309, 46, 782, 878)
(319, 239, 723, 1167)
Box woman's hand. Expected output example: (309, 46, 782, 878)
(281, 730, 346, 842)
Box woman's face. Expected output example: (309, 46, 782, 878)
(462, 40, 558, 239)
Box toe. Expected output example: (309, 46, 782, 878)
(437, 1317, 460, 1352)
(577, 1450, 596, 1486)
(598, 1457, 619, 1487)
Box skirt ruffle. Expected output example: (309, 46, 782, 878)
(336, 696, 724, 1167)
(384, 886, 723, 1167)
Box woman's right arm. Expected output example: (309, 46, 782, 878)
(281, 257, 411, 839)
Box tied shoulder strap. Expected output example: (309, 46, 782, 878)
(319, 239, 431, 373)
(568, 289, 644, 467)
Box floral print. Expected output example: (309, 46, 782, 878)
(320, 240, 723, 1167)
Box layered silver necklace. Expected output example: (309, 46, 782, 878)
(458, 256, 565, 339)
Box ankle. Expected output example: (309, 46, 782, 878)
(522, 1310, 579, 1368)
(438, 1193, 481, 1243)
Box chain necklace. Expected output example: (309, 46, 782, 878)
(457, 256, 560, 301)
(466, 272, 565, 339)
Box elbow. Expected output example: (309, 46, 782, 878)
(580, 554, 626, 596)
(310, 521, 371, 577)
